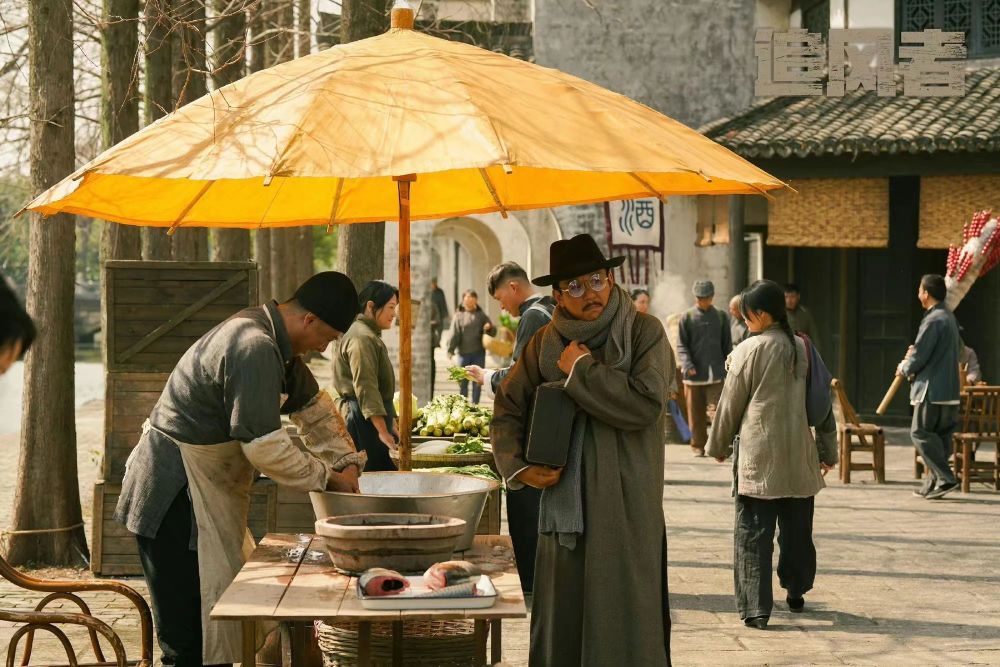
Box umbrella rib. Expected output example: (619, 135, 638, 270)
(326, 177, 345, 233)
(628, 173, 668, 205)
(478, 168, 508, 219)
(167, 181, 214, 235)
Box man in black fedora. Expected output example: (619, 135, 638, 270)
(492, 234, 672, 666)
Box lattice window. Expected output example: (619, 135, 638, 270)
(898, 0, 1000, 57)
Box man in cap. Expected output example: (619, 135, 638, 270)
(492, 235, 672, 666)
(676, 280, 732, 456)
(784, 283, 820, 351)
(116, 271, 367, 666)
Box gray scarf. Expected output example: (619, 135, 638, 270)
(536, 285, 636, 549)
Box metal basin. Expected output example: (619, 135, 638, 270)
(310, 472, 498, 551)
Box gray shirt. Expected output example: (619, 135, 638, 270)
(447, 308, 493, 356)
(115, 302, 320, 539)
(489, 294, 555, 394)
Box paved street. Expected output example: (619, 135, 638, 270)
(2, 394, 999, 664)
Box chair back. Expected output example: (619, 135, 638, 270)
(831, 378, 861, 427)
(959, 386, 1000, 437)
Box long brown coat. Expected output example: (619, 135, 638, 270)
(492, 313, 671, 667)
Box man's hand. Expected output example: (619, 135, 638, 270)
(686, 368, 698, 378)
(820, 462, 834, 477)
(465, 365, 487, 385)
(557, 341, 591, 376)
(327, 465, 360, 493)
(377, 428, 398, 452)
(515, 465, 563, 489)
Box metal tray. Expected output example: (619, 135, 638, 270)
(357, 574, 497, 610)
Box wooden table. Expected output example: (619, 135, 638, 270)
(212, 533, 527, 667)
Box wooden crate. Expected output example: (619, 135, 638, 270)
(93, 478, 287, 576)
(103, 261, 259, 373)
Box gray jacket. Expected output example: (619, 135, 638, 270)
(115, 302, 320, 540)
(447, 308, 493, 356)
(676, 306, 732, 383)
(489, 294, 555, 394)
(899, 304, 961, 404)
(707, 326, 838, 498)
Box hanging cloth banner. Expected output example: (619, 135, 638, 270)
(604, 199, 665, 285)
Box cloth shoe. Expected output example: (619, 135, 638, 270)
(926, 481, 959, 500)
(912, 478, 935, 498)
(743, 616, 769, 629)
(787, 596, 805, 613)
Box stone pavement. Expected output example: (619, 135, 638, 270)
(3, 405, 1000, 664)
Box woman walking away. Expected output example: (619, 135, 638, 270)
(332, 281, 400, 471)
(706, 279, 837, 629)
(447, 289, 493, 404)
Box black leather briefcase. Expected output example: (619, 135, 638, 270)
(524, 381, 578, 468)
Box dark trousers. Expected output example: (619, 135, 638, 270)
(686, 382, 722, 452)
(734, 495, 816, 620)
(911, 401, 959, 486)
(458, 351, 486, 404)
(136, 490, 228, 667)
(505, 485, 542, 593)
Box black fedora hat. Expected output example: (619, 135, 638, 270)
(532, 235, 626, 287)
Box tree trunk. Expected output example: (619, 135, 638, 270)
(249, 2, 271, 296)
(335, 0, 389, 288)
(171, 0, 210, 260)
(99, 0, 142, 260)
(142, 0, 174, 260)
(294, 0, 313, 287)
(266, 0, 299, 301)
(210, 0, 251, 261)
(255, 229, 272, 302)
(9, 0, 88, 566)
(297, 226, 314, 286)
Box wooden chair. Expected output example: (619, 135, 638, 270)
(952, 385, 1000, 493)
(831, 379, 886, 483)
(0, 551, 152, 666)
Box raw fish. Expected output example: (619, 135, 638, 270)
(423, 560, 480, 590)
(359, 568, 410, 597)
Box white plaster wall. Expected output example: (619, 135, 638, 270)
(649, 198, 734, 323)
(847, 0, 894, 29)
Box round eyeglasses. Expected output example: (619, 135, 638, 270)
(559, 272, 609, 298)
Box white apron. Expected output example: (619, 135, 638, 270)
(149, 423, 272, 663)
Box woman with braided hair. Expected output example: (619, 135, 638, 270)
(706, 279, 838, 630)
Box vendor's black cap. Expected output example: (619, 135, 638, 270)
(291, 271, 359, 333)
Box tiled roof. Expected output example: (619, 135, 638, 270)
(699, 66, 1000, 159)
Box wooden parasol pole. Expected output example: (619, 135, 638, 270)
(394, 174, 416, 471)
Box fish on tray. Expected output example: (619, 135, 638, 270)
(359, 568, 410, 597)
(423, 560, 481, 591)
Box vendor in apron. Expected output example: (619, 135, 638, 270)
(331, 281, 400, 471)
(115, 271, 368, 667)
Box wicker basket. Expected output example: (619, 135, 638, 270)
(390, 450, 498, 472)
(317, 619, 478, 666)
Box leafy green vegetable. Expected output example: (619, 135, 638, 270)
(448, 366, 471, 382)
(419, 464, 501, 483)
(446, 436, 487, 455)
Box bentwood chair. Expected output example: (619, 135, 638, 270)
(0, 550, 152, 667)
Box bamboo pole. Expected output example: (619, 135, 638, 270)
(394, 174, 416, 471)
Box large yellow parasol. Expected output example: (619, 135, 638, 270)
(27, 3, 784, 468)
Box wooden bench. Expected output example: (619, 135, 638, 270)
(831, 379, 885, 484)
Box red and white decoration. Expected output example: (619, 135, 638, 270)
(945, 209, 1000, 310)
